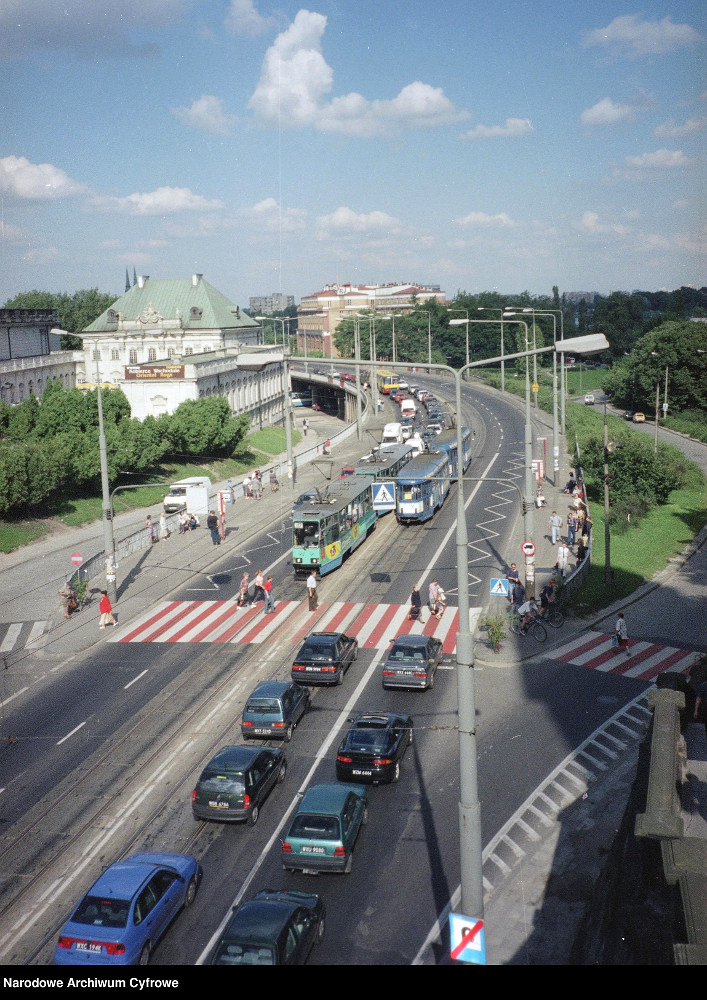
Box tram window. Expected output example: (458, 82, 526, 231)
(403, 486, 422, 501)
(294, 522, 320, 548)
(325, 516, 339, 544)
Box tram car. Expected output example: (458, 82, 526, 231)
(395, 450, 451, 524)
(292, 475, 376, 576)
(430, 426, 472, 480)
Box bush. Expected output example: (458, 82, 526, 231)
(607, 495, 653, 533)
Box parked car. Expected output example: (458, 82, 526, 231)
(241, 681, 310, 742)
(633, 412, 646, 423)
(282, 783, 368, 874)
(192, 745, 286, 825)
(382, 634, 443, 690)
(584, 393, 595, 405)
(291, 632, 358, 685)
(336, 711, 413, 784)
(54, 853, 201, 966)
(209, 890, 325, 965)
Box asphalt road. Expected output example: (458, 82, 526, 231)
(0, 376, 657, 966)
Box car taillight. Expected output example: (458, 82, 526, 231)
(192, 789, 196, 801)
(282, 841, 292, 853)
(272, 722, 285, 728)
(104, 942, 126, 956)
(334, 846, 346, 857)
(382, 671, 395, 676)
(242, 720, 254, 727)
(337, 755, 352, 763)
(414, 672, 427, 677)
(373, 759, 392, 766)
(57, 936, 76, 949)
(243, 794, 251, 808)
(292, 665, 305, 671)
(322, 666, 336, 672)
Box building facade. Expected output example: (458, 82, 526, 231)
(249, 293, 296, 316)
(0, 308, 82, 403)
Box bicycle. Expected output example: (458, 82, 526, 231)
(509, 612, 547, 642)
(541, 606, 564, 629)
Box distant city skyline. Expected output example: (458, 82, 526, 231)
(1, 1, 705, 306)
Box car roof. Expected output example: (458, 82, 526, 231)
(225, 900, 296, 944)
(89, 860, 157, 899)
(248, 681, 292, 699)
(353, 712, 400, 728)
(205, 745, 260, 770)
(306, 632, 345, 641)
(299, 783, 361, 814)
(390, 634, 434, 647)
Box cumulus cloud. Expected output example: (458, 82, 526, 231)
(316, 207, 401, 232)
(580, 98, 635, 126)
(455, 211, 515, 227)
(225, 0, 276, 36)
(248, 10, 467, 136)
(238, 197, 307, 232)
(654, 116, 707, 138)
(0, 0, 183, 60)
(578, 211, 629, 235)
(625, 148, 693, 169)
(93, 187, 224, 216)
(460, 117, 533, 140)
(582, 15, 702, 57)
(171, 95, 238, 136)
(0, 154, 87, 200)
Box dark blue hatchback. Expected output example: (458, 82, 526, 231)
(241, 680, 310, 741)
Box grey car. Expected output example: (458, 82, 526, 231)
(382, 634, 443, 690)
(241, 681, 310, 741)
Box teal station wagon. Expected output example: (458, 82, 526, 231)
(282, 783, 368, 874)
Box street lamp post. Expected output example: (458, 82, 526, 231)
(354, 317, 363, 441)
(512, 309, 560, 487)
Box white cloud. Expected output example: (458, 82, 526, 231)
(93, 187, 224, 216)
(583, 15, 702, 57)
(172, 95, 238, 136)
(580, 98, 635, 126)
(673, 200, 689, 209)
(460, 118, 533, 140)
(625, 148, 693, 169)
(22, 246, 60, 263)
(225, 0, 276, 36)
(316, 207, 401, 232)
(238, 197, 307, 232)
(116, 251, 153, 265)
(0, 154, 87, 200)
(654, 116, 707, 138)
(578, 211, 629, 235)
(248, 10, 467, 136)
(0, 0, 183, 60)
(455, 211, 515, 227)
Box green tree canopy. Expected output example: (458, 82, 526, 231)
(165, 397, 250, 457)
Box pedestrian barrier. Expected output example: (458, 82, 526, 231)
(557, 436, 591, 604)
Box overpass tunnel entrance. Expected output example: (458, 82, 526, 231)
(291, 375, 357, 423)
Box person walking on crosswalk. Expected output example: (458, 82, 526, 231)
(615, 613, 630, 657)
(263, 575, 275, 614)
(307, 571, 319, 611)
(99, 590, 116, 629)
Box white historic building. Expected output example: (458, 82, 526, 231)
(0, 308, 81, 403)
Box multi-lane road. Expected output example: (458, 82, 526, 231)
(0, 377, 655, 965)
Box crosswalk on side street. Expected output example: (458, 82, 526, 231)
(0, 621, 49, 654)
(549, 630, 697, 681)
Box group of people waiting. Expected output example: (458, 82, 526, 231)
(242, 469, 279, 499)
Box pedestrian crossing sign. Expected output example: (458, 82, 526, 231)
(449, 913, 486, 965)
(490, 578, 509, 596)
(372, 481, 396, 511)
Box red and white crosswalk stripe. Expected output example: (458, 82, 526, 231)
(107, 600, 475, 651)
(549, 630, 695, 680)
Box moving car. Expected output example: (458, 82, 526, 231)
(623, 410, 634, 421)
(282, 783, 368, 874)
(336, 711, 413, 784)
(192, 745, 286, 825)
(54, 852, 201, 966)
(291, 490, 319, 516)
(291, 632, 358, 686)
(632, 412, 646, 423)
(382, 634, 443, 690)
(339, 465, 356, 478)
(209, 890, 325, 965)
(584, 393, 595, 405)
(241, 681, 310, 742)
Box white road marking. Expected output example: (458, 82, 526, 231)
(1, 686, 29, 706)
(56, 721, 86, 745)
(25, 621, 48, 647)
(0, 624, 22, 652)
(124, 670, 148, 690)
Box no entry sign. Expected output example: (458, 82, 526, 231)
(70, 552, 83, 567)
(522, 541, 536, 557)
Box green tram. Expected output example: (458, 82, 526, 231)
(353, 443, 414, 514)
(292, 475, 377, 576)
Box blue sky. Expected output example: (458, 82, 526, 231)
(0, 1, 705, 306)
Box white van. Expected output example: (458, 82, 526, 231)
(400, 398, 417, 418)
(380, 422, 404, 452)
(408, 434, 425, 457)
(163, 477, 211, 516)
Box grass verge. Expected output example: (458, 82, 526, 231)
(0, 519, 50, 554)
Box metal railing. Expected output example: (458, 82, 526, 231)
(557, 436, 591, 604)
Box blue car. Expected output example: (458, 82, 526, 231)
(54, 852, 201, 966)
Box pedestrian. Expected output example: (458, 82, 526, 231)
(549, 510, 562, 545)
(323, 440, 331, 455)
(159, 512, 169, 541)
(535, 486, 546, 508)
(538, 578, 556, 618)
(576, 540, 587, 566)
(566, 510, 577, 545)
(253, 569, 265, 604)
(263, 575, 275, 614)
(556, 542, 570, 578)
(614, 613, 631, 658)
(506, 563, 520, 602)
(207, 510, 220, 546)
(188, 512, 198, 530)
(145, 514, 156, 543)
(407, 584, 424, 622)
(511, 581, 526, 614)
(307, 570, 318, 611)
(252, 471, 262, 500)
(243, 475, 251, 498)
(302, 418, 308, 438)
(433, 586, 446, 620)
(428, 578, 439, 611)
(98, 589, 116, 629)
(583, 513, 593, 542)
(237, 572, 250, 607)
(58, 583, 77, 619)
(178, 511, 188, 535)
(270, 468, 279, 492)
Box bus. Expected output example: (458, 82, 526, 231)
(292, 475, 377, 576)
(395, 450, 451, 524)
(377, 368, 400, 394)
(291, 391, 313, 407)
(353, 443, 414, 514)
(430, 426, 472, 480)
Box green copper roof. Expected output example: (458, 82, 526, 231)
(84, 277, 258, 332)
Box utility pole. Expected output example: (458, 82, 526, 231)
(654, 382, 660, 454)
(354, 318, 362, 441)
(603, 403, 612, 586)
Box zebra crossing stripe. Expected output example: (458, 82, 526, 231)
(549, 630, 696, 681)
(0, 624, 22, 653)
(0, 621, 49, 654)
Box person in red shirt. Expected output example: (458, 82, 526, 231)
(99, 590, 115, 629)
(263, 575, 275, 614)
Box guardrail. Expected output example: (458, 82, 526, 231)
(557, 436, 591, 605)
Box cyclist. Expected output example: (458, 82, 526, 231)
(538, 579, 556, 619)
(517, 598, 539, 634)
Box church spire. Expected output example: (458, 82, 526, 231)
(133, 266, 138, 287)
(125, 267, 131, 292)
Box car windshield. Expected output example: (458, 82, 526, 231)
(293, 522, 320, 549)
(72, 895, 130, 928)
(199, 771, 245, 794)
(389, 645, 426, 663)
(246, 699, 281, 714)
(213, 942, 275, 965)
(289, 814, 341, 840)
(347, 730, 390, 753)
(297, 643, 335, 661)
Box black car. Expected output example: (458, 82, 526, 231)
(336, 711, 413, 784)
(382, 634, 443, 690)
(192, 745, 286, 825)
(209, 890, 325, 965)
(241, 681, 310, 741)
(623, 410, 635, 421)
(291, 632, 358, 686)
(291, 490, 319, 516)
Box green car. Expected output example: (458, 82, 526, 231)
(282, 783, 368, 874)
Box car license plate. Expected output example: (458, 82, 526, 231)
(300, 845, 325, 854)
(305, 666, 319, 672)
(76, 942, 102, 953)
(209, 800, 230, 808)
(398, 669, 414, 675)
(352, 769, 373, 776)
(253, 728, 269, 734)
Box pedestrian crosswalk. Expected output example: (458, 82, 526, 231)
(549, 630, 696, 681)
(107, 599, 475, 652)
(0, 621, 49, 653)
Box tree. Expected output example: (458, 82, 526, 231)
(591, 292, 645, 359)
(165, 397, 250, 457)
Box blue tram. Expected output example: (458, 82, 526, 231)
(395, 450, 451, 524)
(431, 426, 472, 480)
